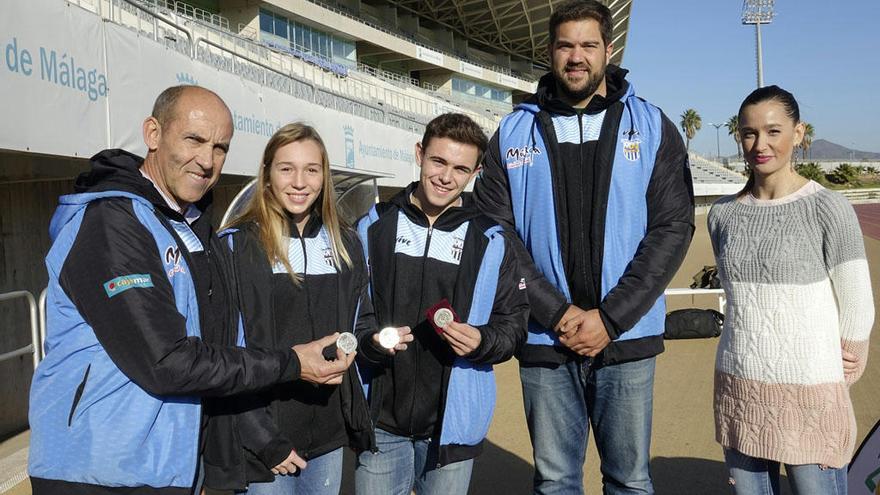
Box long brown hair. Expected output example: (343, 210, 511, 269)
(224, 123, 351, 280)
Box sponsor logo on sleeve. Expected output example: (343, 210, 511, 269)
(104, 274, 153, 298)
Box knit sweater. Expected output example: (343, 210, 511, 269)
(708, 182, 874, 468)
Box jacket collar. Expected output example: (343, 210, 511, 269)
(287, 213, 323, 239)
(390, 182, 482, 231)
(527, 64, 631, 116)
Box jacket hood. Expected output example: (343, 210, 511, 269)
(74, 149, 157, 196)
(519, 64, 632, 116)
(391, 182, 484, 230)
(50, 149, 213, 240)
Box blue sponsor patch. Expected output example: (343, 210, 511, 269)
(103, 274, 153, 298)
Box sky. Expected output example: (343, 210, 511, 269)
(622, 0, 880, 158)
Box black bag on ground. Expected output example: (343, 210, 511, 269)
(690, 265, 721, 289)
(664, 309, 723, 339)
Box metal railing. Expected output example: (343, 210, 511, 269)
(665, 288, 726, 314)
(0, 291, 40, 369)
(134, 0, 228, 30)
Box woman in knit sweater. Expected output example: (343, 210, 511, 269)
(708, 85, 874, 494)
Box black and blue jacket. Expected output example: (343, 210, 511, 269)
(203, 217, 375, 491)
(474, 66, 694, 367)
(28, 150, 299, 495)
(355, 184, 528, 465)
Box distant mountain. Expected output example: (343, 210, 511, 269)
(806, 139, 880, 161)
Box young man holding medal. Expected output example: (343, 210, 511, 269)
(354, 113, 529, 495)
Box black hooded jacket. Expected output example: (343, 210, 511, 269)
(356, 184, 528, 463)
(202, 217, 375, 491)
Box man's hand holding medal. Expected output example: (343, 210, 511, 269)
(427, 299, 482, 357)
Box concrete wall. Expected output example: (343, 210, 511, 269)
(420, 72, 453, 92)
(0, 153, 87, 438)
(217, 1, 260, 34)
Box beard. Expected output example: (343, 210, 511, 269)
(554, 63, 606, 104)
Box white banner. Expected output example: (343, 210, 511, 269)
(496, 73, 520, 90)
(416, 46, 444, 66)
(3, 0, 422, 187)
(459, 61, 484, 79)
(104, 24, 419, 185)
(0, 0, 108, 157)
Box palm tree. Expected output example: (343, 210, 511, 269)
(680, 109, 702, 151)
(801, 122, 815, 161)
(726, 115, 741, 158)
(795, 162, 825, 183)
(830, 163, 859, 186)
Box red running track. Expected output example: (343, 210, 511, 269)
(854, 203, 880, 240)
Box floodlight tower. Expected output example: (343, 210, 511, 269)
(742, 0, 775, 88)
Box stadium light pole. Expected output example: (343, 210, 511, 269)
(707, 123, 725, 161)
(742, 0, 775, 88)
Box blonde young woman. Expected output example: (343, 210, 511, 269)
(708, 86, 874, 494)
(202, 123, 411, 494)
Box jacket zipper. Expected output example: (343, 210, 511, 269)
(408, 224, 433, 435)
(299, 233, 316, 455)
(577, 112, 589, 299)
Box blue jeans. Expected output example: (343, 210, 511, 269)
(520, 357, 656, 495)
(243, 447, 343, 495)
(724, 448, 848, 495)
(354, 428, 474, 495)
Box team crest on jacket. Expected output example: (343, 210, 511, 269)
(505, 145, 542, 170)
(323, 247, 335, 266)
(451, 237, 464, 261)
(622, 130, 641, 162)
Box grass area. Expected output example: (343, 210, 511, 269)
(796, 162, 880, 189)
(824, 174, 880, 189)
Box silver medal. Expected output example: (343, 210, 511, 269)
(378, 327, 400, 349)
(336, 332, 358, 354)
(433, 308, 454, 328)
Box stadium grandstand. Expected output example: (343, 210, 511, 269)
(0, 1, 751, 490)
(688, 153, 747, 211)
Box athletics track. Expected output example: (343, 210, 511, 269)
(855, 203, 880, 240)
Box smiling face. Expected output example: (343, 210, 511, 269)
(549, 19, 613, 108)
(268, 139, 324, 228)
(412, 136, 480, 221)
(142, 89, 233, 209)
(739, 99, 805, 178)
